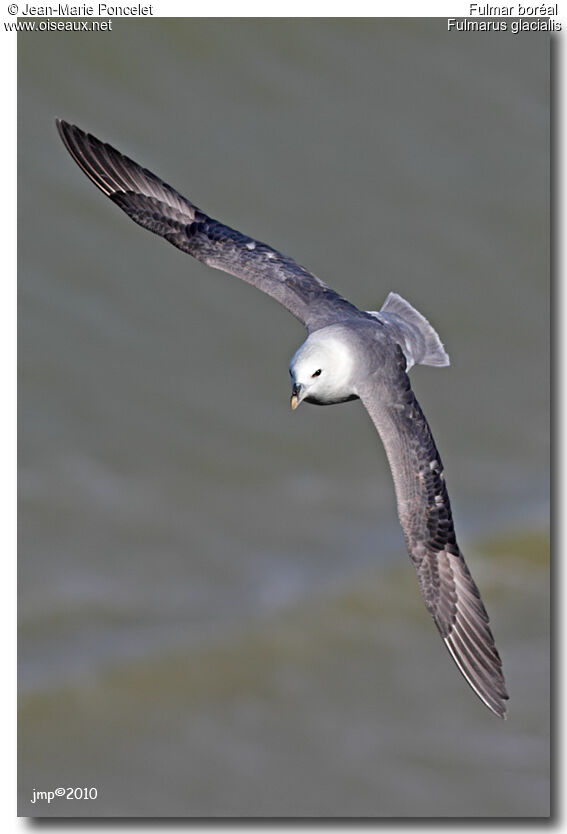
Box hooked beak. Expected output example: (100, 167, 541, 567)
(290, 382, 304, 410)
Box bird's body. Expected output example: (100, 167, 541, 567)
(56, 119, 509, 718)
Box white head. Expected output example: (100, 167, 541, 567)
(289, 328, 357, 408)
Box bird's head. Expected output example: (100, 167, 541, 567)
(289, 329, 356, 409)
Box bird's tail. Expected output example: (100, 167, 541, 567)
(367, 292, 450, 370)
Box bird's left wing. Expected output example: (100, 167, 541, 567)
(358, 352, 508, 718)
(56, 120, 356, 330)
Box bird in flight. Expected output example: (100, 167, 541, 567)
(56, 120, 508, 718)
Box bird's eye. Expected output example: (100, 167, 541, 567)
(312, 369, 322, 378)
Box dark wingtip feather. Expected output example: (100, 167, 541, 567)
(444, 622, 509, 719)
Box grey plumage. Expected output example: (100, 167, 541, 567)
(370, 292, 450, 370)
(56, 119, 358, 332)
(56, 119, 508, 718)
(358, 346, 507, 718)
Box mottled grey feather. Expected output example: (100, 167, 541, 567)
(56, 120, 359, 331)
(358, 346, 508, 718)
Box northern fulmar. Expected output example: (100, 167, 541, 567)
(56, 120, 509, 718)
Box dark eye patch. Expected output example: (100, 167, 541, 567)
(312, 369, 322, 378)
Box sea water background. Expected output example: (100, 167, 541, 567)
(18, 20, 549, 816)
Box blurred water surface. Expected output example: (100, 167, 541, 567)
(18, 20, 549, 816)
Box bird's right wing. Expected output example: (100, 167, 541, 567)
(56, 120, 357, 330)
(358, 353, 508, 718)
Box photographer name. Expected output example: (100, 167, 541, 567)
(20, 3, 154, 14)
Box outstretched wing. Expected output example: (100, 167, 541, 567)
(56, 120, 358, 331)
(359, 351, 508, 718)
